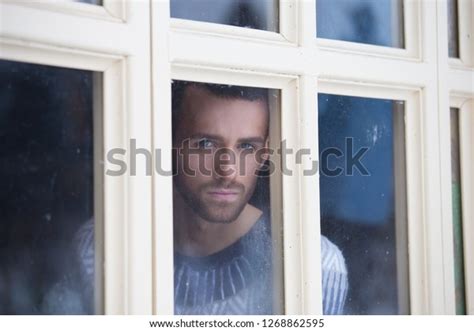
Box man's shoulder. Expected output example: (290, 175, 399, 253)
(320, 235, 347, 274)
(243, 212, 271, 243)
(74, 218, 95, 278)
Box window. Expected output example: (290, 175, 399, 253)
(0, 0, 153, 314)
(171, 0, 279, 32)
(1, 0, 473, 315)
(170, 80, 284, 314)
(448, 0, 460, 58)
(450, 107, 466, 314)
(449, 97, 474, 315)
(318, 93, 409, 314)
(0, 60, 99, 314)
(316, 0, 404, 48)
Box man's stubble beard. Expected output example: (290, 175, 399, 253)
(174, 178, 255, 224)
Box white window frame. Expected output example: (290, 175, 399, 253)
(160, 65, 299, 314)
(439, 0, 474, 315)
(8, 0, 126, 21)
(0, 0, 153, 314)
(317, 81, 424, 314)
(158, 0, 462, 315)
(316, 0, 420, 59)
(1, 0, 473, 315)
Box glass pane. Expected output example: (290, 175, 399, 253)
(318, 94, 409, 314)
(448, 0, 460, 58)
(0, 60, 100, 314)
(171, 81, 282, 314)
(75, 0, 102, 5)
(316, 0, 405, 48)
(171, 0, 279, 32)
(450, 107, 467, 315)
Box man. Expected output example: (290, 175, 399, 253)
(170, 81, 348, 315)
(172, 82, 274, 314)
(44, 81, 348, 315)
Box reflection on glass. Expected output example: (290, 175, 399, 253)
(171, 0, 279, 32)
(448, 0, 460, 58)
(171, 81, 282, 314)
(316, 0, 404, 48)
(318, 94, 409, 314)
(450, 107, 467, 315)
(0, 60, 98, 314)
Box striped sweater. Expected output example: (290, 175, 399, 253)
(42, 217, 348, 315)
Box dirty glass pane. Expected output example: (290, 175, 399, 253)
(448, 0, 460, 58)
(316, 0, 405, 48)
(318, 94, 409, 314)
(171, 80, 283, 314)
(450, 107, 467, 315)
(0, 60, 100, 314)
(171, 0, 279, 32)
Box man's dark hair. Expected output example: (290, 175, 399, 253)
(171, 80, 269, 138)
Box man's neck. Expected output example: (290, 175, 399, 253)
(173, 194, 263, 257)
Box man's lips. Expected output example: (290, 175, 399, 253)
(207, 189, 239, 201)
(208, 190, 239, 195)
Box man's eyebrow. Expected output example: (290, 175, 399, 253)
(188, 134, 265, 144)
(189, 133, 224, 140)
(237, 137, 266, 144)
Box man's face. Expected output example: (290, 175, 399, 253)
(174, 85, 268, 224)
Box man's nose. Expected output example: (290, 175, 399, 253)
(213, 148, 238, 181)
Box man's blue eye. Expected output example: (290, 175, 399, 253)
(240, 143, 256, 151)
(197, 139, 214, 149)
